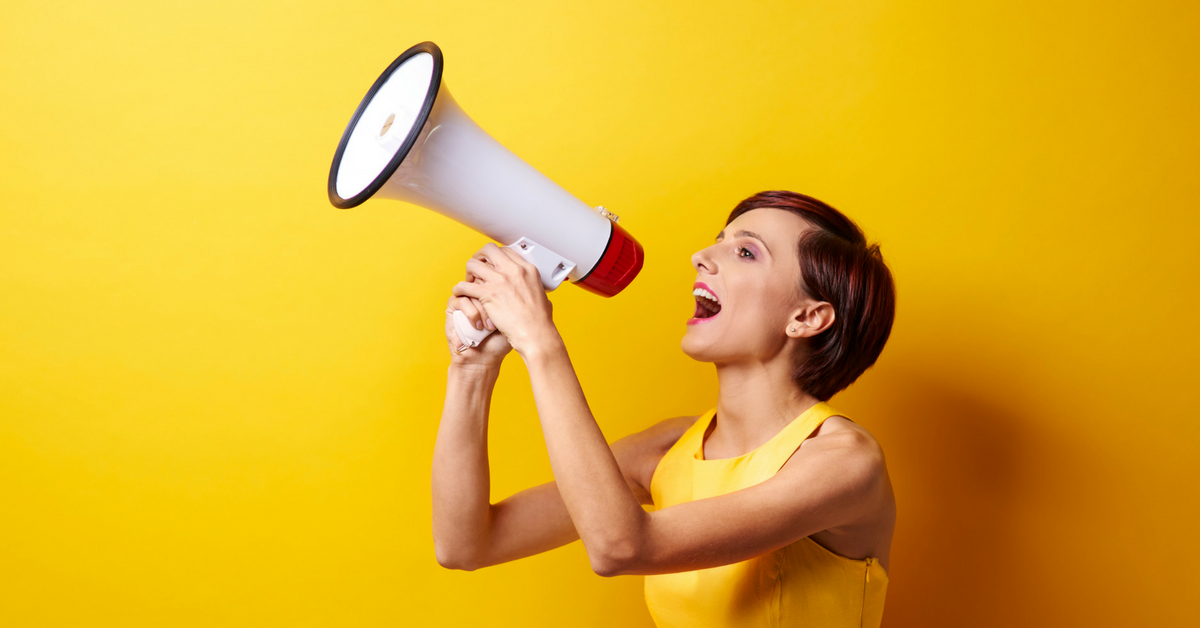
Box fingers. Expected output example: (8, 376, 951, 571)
(452, 280, 486, 300)
(465, 258, 501, 283)
(476, 243, 515, 273)
(458, 296, 485, 331)
(498, 246, 541, 282)
(446, 295, 493, 332)
(475, 242, 540, 284)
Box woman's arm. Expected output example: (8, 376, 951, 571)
(431, 288, 580, 571)
(432, 360, 576, 571)
(431, 361, 693, 570)
(523, 341, 886, 576)
(431, 362, 580, 570)
(430, 290, 692, 571)
(430, 363, 496, 570)
(452, 244, 888, 577)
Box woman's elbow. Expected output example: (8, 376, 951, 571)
(587, 539, 643, 578)
(434, 543, 483, 572)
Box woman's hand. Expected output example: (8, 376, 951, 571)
(445, 248, 517, 369)
(451, 243, 559, 358)
(445, 293, 511, 369)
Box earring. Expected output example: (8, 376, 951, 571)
(789, 327, 796, 333)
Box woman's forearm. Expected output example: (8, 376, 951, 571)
(521, 335, 649, 575)
(431, 363, 500, 570)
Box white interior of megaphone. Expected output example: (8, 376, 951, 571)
(334, 52, 435, 200)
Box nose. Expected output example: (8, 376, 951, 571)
(691, 244, 715, 274)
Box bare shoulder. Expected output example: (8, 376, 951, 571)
(802, 415, 885, 462)
(612, 415, 700, 465)
(785, 414, 890, 500)
(611, 415, 701, 503)
(795, 414, 895, 565)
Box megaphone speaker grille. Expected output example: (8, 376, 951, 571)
(328, 42, 444, 208)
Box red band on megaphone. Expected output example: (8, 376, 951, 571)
(575, 223, 644, 298)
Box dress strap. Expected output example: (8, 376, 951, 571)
(759, 401, 847, 474)
(647, 409, 716, 508)
(673, 408, 716, 456)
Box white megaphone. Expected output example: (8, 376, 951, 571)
(328, 41, 644, 351)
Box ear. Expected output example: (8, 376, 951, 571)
(785, 301, 835, 339)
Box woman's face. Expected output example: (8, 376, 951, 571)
(682, 207, 813, 364)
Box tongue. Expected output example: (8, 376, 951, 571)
(694, 301, 718, 319)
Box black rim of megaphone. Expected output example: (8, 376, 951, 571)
(328, 41, 444, 209)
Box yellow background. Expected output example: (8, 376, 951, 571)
(2, 1, 1197, 625)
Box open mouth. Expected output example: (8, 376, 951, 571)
(691, 283, 722, 323)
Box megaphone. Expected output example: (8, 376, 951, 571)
(328, 41, 644, 351)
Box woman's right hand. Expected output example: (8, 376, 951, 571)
(445, 293, 512, 369)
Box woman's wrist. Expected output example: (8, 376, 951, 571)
(448, 360, 502, 385)
(516, 328, 568, 368)
(444, 363, 500, 424)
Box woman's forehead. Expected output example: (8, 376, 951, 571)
(724, 208, 812, 248)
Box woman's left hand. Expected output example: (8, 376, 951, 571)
(452, 243, 559, 357)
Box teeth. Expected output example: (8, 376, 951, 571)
(692, 287, 720, 310)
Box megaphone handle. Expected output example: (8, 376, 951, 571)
(449, 239, 577, 353)
(452, 309, 494, 353)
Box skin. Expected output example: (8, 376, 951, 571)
(431, 207, 896, 577)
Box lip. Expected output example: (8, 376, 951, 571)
(688, 281, 721, 326)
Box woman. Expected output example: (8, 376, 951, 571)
(432, 190, 897, 627)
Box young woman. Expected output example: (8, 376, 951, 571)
(432, 190, 897, 627)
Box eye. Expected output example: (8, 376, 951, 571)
(735, 246, 755, 260)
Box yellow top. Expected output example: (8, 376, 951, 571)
(644, 402, 888, 628)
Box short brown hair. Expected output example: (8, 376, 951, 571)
(727, 191, 896, 400)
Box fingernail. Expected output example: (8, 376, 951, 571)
(476, 322, 484, 330)
(486, 318, 494, 330)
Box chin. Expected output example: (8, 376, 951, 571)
(682, 317, 774, 365)
(681, 326, 723, 363)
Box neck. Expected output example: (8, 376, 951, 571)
(711, 357, 822, 456)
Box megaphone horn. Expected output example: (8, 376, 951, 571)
(328, 42, 644, 350)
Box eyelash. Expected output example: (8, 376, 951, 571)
(735, 246, 755, 260)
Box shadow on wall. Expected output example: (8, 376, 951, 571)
(862, 368, 1101, 627)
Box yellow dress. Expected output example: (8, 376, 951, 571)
(644, 402, 888, 628)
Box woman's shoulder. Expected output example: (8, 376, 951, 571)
(612, 415, 701, 461)
(639, 414, 704, 444)
(804, 413, 884, 457)
(788, 413, 889, 493)
(798, 413, 895, 566)
(611, 415, 702, 501)
(790, 413, 890, 505)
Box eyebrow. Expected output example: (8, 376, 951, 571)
(716, 229, 773, 256)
